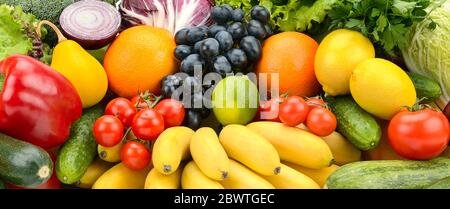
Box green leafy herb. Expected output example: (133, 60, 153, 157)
(0, 4, 51, 63)
(325, 0, 438, 56)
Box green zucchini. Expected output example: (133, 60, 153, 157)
(407, 72, 442, 102)
(56, 104, 104, 184)
(326, 157, 450, 189)
(325, 96, 381, 150)
(0, 133, 53, 187)
(426, 176, 450, 189)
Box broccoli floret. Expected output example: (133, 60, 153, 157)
(0, 0, 73, 23)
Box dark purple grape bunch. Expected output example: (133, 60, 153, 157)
(167, 5, 272, 130)
(160, 73, 213, 130)
(173, 4, 272, 77)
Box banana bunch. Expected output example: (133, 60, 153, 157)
(145, 122, 339, 189)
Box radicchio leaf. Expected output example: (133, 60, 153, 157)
(119, 0, 213, 34)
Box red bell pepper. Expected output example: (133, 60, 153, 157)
(0, 55, 82, 149)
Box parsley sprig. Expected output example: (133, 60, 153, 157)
(326, 0, 436, 56)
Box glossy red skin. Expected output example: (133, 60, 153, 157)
(306, 107, 337, 137)
(279, 96, 310, 126)
(93, 115, 124, 147)
(154, 99, 185, 128)
(306, 98, 326, 109)
(120, 141, 151, 170)
(105, 98, 137, 127)
(132, 109, 164, 141)
(131, 95, 149, 109)
(0, 55, 82, 149)
(256, 97, 285, 122)
(7, 152, 61, 189)
(388, 109, 450, 160)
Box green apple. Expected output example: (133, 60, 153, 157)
(212, 75, 259, 125)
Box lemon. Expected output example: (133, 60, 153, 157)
(315, 29, 375, 96)
(350, 58, 416, 120)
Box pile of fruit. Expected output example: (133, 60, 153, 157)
(0, 0, 449, 190)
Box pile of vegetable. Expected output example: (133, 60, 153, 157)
(0, 0, 449, 190)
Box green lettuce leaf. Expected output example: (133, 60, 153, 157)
(262, 0, 338, 31)
(0, 4, 51, 63)
(0, 5, 31, 59)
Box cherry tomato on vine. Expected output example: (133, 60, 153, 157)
(256, 97, 285, 122)
(105, 98, 137, 127)
(132, 109, 165, 141)
(279, 96, 310, 126)
(154, 99, 185, 128)
(306, 97, 326, 109)
(120, 141, 151, 170)
(306, 107, 337, 136)
(93, 115, 124, 147)
(131, 95, 150, 109)
(388, 109, 449, 160)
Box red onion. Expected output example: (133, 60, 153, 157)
(59, 0, 121, 49)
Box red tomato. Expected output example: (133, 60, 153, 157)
(388, 109, 449, 160)
(279, 96, 310, 126)
(131, 95, 149, 109)
(256, 97, 285, 122)
(306, 97, 326, 109)
(120, 141, 151, 170)
(93, 115, 124, 147)
(132, 109, 165, 141)
(105, 98, 137, 127)
(154, 99, 185, 128)
(7, 152, 61, 189)
(306, 107, 337, 136)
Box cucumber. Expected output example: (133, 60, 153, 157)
(426, 176, 450, 189)
(325, 96, 381, 150)
(0, 133, 53, 187)
(407, 72, 442, 102)
(56, 104, 104, 184)
(326, 157, 450, 189)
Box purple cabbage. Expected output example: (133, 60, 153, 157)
(119, 0, 213, 34)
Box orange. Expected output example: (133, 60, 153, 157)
(103, 26, 177, 98)
(255, 32, 321, 97)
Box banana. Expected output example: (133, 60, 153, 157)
(181, 161, 224, 189)
(92, 163, 152, 189)
(221, 160, 274, 189)
(219, 124, 281, 176)
(190, 127, 229, 180)
(77, 158, 115, 189)
(152, 127, 194, 175)
(98, 143, 123, 163)
(144, 167, 182, 189)
(262, 164, 320, 189)
(299, 124, 361, 165)
(284, 162, 340, 187)
(321, 132, 361, 165)
(247, 122, 334, 169)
